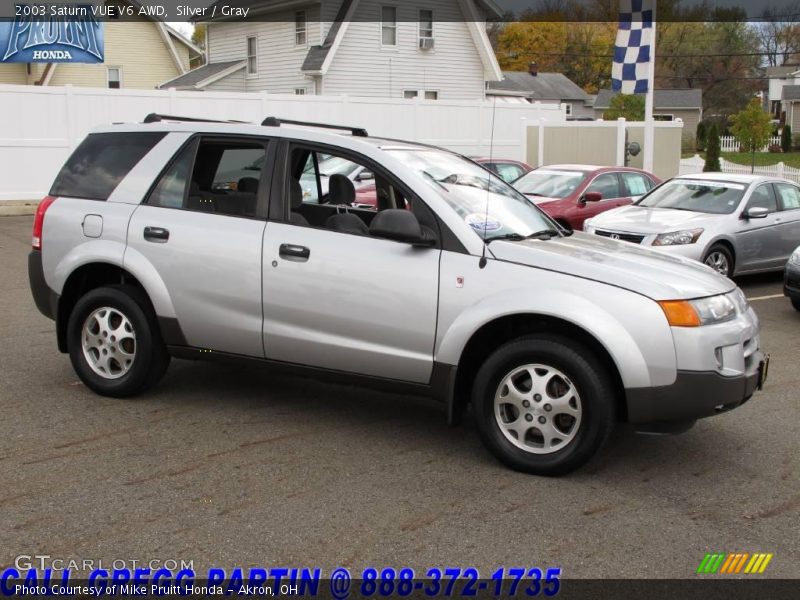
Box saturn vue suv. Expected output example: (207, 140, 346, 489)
(28, 114, 768, 475)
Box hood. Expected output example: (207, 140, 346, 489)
(489, 231, 734, 300)
(588, 205, 721, 234)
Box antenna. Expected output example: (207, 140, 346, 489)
(479, 97, 498, 269)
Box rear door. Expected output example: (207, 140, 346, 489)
(772, 182, 800, 260)
(126, 135, 272, 357)
(260, 141, 440, 383)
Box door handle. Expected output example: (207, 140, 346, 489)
(143, 226, 169, 243)
(279, 243, 310, 261)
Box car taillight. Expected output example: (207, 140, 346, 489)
(32, 195, 56, 250)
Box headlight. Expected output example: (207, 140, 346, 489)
(790, 247, 800, 265)
(652, 229, 704, 246)
(659, 293, 737, 327)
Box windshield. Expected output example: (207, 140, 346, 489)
(637, 179, 746, 214)
(514, 169, 588, 198)
(388, 149, 555, 240)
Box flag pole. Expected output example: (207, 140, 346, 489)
(643, 0, 657, 172)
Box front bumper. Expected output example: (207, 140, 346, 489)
(625, 354, 767, 424)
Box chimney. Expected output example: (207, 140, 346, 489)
(529, 62, 538, 77)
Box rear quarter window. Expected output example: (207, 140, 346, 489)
(50, 132, 166, 200)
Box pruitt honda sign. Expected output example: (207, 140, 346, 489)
(1, 8, 103, 63)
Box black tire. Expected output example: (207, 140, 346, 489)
(67, 285, 170, 398)
(792, 297, 800, 312)
(703, 244, 734, 278)
(472, 334, 616, 476)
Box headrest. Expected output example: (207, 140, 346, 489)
(238, 177, 259, 194)
(328, 174, 355, 205)
(290, 180, 303, 209)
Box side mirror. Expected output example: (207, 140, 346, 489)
(743, 206, 770, 219)
(369, 209, 436, 246)
(357, 171, 375, 182)
(582, 191, 603, 203)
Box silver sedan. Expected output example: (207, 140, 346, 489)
(584, 173, 800, 277)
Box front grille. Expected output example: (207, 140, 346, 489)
(595, 229, 645, 244)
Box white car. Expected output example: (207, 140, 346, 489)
(585, 173, 800, 277)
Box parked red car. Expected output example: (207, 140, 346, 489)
(471, 157, 534, 183)
(512, 165, 661, 231)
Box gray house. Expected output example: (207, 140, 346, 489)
(594, 88, 703, 146)
(486, 63, 594, 119)
(160, 0, 503, 100)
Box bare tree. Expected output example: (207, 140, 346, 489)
(755, 2, 800, 67)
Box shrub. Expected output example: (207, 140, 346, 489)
(782, 125, 792, 153)
(768, 144, 783, 153)
(696, 121, 707, 151)
(704, 123, 721, 172)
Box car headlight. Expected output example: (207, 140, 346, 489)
(652, 229, 704, 246)
(659, 293, 737, 327)
(790, 247, 800, 265)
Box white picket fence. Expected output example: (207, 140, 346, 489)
(679, 154, 800, 183)
(0, 84, 564, 201)
(719, 135, 781, 153)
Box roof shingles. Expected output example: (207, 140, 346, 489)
(488, 72, 589, 101)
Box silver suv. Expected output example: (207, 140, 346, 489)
(28, 115, 768, 475)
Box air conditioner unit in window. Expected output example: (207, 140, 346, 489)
(419, 38, 435, 50)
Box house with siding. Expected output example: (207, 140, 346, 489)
(486, 62, 594, 118)
(594, 88, 703, 146)
(159, 0, 503, 100)
(0, 0, 203, 89)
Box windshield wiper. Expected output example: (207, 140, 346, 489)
(486, 229, 561, 243)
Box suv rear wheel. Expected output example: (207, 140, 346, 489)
(472, 334, 615, 476)
(67, 285, 170, 397)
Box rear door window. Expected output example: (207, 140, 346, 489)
(147, 137, 268, 219)
(620, 172, 653, 196)
(774, 182, 800, 211)
(50, 132, 166, 200)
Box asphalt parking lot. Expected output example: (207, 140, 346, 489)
(1, 215, 798, 579)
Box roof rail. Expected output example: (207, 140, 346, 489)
(261, 116, 368, 137)
(143, 113, 247, 124)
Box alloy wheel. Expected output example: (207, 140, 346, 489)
(81, 307, 136, 379)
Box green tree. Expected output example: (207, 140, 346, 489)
(730, 99, 774, 172)
(604, 94, 645, 121)
(704, 123, 721, 172)
(696, 121, 707, 152)
(782, 125, 793, 153)
(192, 23, 206, 49)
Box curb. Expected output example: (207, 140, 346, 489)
(0, 201, 39, 216)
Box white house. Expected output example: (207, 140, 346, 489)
(767, 65, 800, 120)
(159, 0, 503, 100)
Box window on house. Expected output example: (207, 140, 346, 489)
(654, 114, 674, 121)
(563, 103, 572, 116)
(246, 36, 258, 76)
(381, 6, 397, 46)
(419, 9, 433, 40)
(295, 88, 307, 96)
(107, 67, 121, 89)
(403, 90, 419, 99)
(295, 11, 307, 46)
(424, 91, 438, 100)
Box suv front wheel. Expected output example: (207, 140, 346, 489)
(67, 285, 170, 397)
(473, 334, 615, 476)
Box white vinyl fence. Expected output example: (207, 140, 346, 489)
(679, 154, 800, 183)
(719, 135, 781, 153)
(0, 84, 564, 201)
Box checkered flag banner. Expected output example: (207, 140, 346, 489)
(612, 0, 654, 94)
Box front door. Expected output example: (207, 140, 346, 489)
(260, 143, 440, 383)
(735, 183, 784, 271)
(126, 135, 271, 357)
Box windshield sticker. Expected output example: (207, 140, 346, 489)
(465, 213, 503, 232)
